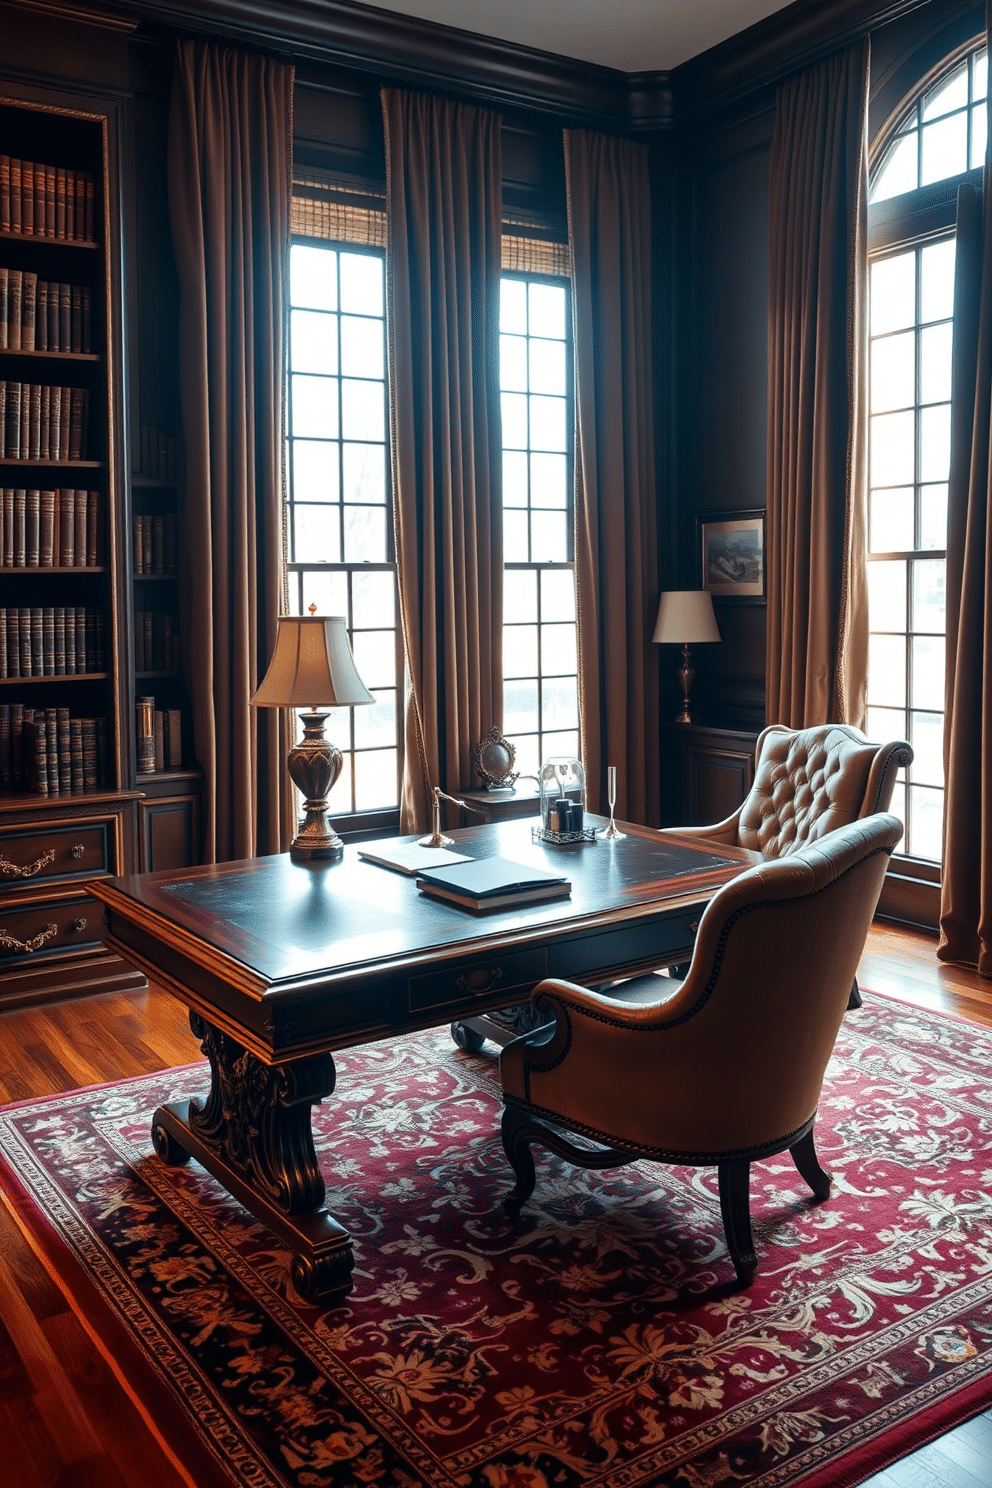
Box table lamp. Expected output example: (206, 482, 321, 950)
(249, 609, 373, 862)
(652, 590, 721, 724)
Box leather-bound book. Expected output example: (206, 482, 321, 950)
(69, 387, 87, 460)
(6, 608, 19, 677)
(0, 155, 9, 232)
(63, 603, 75, 673)
(84, 172, 94, 242)
(166, 708, 182, 768)
(40, 489, 55, 566)
(10, 159, 21, 233)
(58, 281, 70, 350)
(0, 608, 6, 677)
(59, 489, 74, 566)
(132, 514, 143, 574)
(64, 169, 75, 239)
(30, 606, 43, 676)
(69, 716, 83, 793)
(47, 281, 59, 349)
(57, 707, 70, 792)
(48, 385, 61, 459)
(0, 382, 5, 458)
(20, 606, 32, 676)
(35, 280, 47, 351)
(58, 384, 70, 461)
(20, 160, 33, 236)
(76, 606, 88, 672)
(74, 486, 86, 566)
(24, 719, 48, 795)
(40, 384, 50, 459)
(81, 716, 98, 791)
(55, 166, 66, 239)
(144, 610, 154, 671)
(19, 379, 29, 460)
(0, 268, 6, 351)
(153, 513, 165, 573)
(71, 285, 82, 352)
(82, 287, 92, 352)
(154, 709, 165, 772)
(7, 380, 21, 456)
(28, 384, 41, 461)
(53, 606, 65, 675)
(25, 488, 39, 565)
(45, 708, 59, 794)
(33, 164, 45, 236)
(7, 272, 21, 351)
(22, 271, 37, 350)
(13, 488, 25, 566)
(142, 514, 152, 573)
(0, 703, 9, 787)
(87, 490, 98, 566)
(10, 702, 23, 785)
(44, 165, 55, 237)
(42, 606, 54, 674)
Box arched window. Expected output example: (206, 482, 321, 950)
(866, 41, 986, 865)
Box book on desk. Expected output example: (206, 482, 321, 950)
(415, 856, 571, 912)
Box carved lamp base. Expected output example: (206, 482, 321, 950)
(287, 710, 344, 862)
(674, 642, 696, 725)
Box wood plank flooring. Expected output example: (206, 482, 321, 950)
(0, 925, 989, 1486)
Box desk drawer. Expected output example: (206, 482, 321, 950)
(551, 912, 700, 982)
(0, 892, 103, 963)
(408, 946, 548, 1015)
(0, 822, 113, 887)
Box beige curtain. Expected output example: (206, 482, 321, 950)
(382, 88, 503, 834)
(566, 129, 659, 825)
(168, 40, 294, 863)
(939, 166, 992, 976)
(765, 43, 870, 729)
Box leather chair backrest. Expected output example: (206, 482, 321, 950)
(736, 723, 904, 858)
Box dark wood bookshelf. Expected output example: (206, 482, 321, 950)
(0, 458, 103, 468)
(0, 348, 100, 361)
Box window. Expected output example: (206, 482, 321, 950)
(499, 273, 578, 774)
(866, 42, 986, 862)
(286, 241, 401, 817)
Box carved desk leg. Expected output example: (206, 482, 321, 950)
(151, 1011, 353, 1303)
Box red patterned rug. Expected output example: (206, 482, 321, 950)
(1, 993, 992, 1488)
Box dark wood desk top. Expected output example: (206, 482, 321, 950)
(92, 819, 757, 1060)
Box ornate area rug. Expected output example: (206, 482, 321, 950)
(1, 994, 992, 1488)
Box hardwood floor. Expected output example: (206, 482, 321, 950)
(0, 924, 989, 1487)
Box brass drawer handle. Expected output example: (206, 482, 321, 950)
(73, 918, 88, 933)
(0, 923, 58, 954)
(0, 848, 56, 879)
(71, 844, 85, 859)
(455, 967, 504, 995)
(688, 921, 699, 934)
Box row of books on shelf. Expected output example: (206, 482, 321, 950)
(0, 704, 108, 795)
(137, 424, 177, 483)
(134, 611, 179, 673)
(0, 270, 93, 352)
(136, 697, 182, 773)
(0, 381, 89, 461)
(0, 606, 105, 677)
(133, 513, 177, 574)
(0, 156, 96, 243)
(1, 488, 100, 567)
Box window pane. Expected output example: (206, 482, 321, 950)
(504, 509, 528, 561)
(972, 103, 988, 168)
(919, 484, 948, 550)
(975, 49, 988, 100)
(355, 749, 395, 811)
(353, 691, 396, 748)
(867, 705, 907, 744)
(292, 374, 338, 439)
(922, 61, 968, 120)
(500, 278, 527, 334)
(542, 676, 578, 730)
(871, 134, 918, 203)
(868, 559, 907, 631)
(339, 252, 383, 316)
(910, 710, 944, 787)
(352, 570, 394, 628)
(293, 504, 338, 562)
(341, 380, 384, 442)
(909, 785, 943, 861)
(291, 310, 337, 375)
(340, 316, 384, 379)
(529, 395, 567, 452)
(921, 112, 968, 184)
(529, 338, 566, 396)
(503, 624, 538, 678)
(870, 410, 915, 486)
(528, 283, 565, 339)
(912, 558, 945, 633)
(505, 566, 538, 621)
(500, 334, 528, 392)
(868, 633, 907, 706)
(871, 253, 916, 334)
(507, 734, 540, 776)
(342, 443, 386, 504)
(921, 240, 956, 323)
(503, 450, 529, 506)
(870, 330, 915, 413)
(501, 392, 529, 449)
(326, 751, 352, 812)
(541, 568, 576, 622)
(919, 403, 951, 483)
(301, 568, 348, 616)
(920, 323, 953, 404)
(912, 635, 945, 711)
(541, 622, 577, 675)
(531, 452, 568, 508)
(870, 488, 914, 552)
(531, 510, 568, 563)
(504, 679, 538, 732)
(351, 629, 395, 689)
(343, 504, 386, 562)
(540, 729, 579, 759)
(290, 244, 336, 310)
(293, 440, 339, 503)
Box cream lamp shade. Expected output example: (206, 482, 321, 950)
(250, 613, 373, 863)
(652, 590, 720, 725)
(249, 614, 374, 710)
(652, 589, 721, 646)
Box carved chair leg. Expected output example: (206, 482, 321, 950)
(501, 1105, 537, 1218)
(717, 1160, 757, 1286)
(847, 976, 863, 1010)
(790, 1129, 831, 1200)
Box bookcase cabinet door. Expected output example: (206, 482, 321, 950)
(138, 775, 202, 873)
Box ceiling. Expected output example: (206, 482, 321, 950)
(357, 0, 797, 74)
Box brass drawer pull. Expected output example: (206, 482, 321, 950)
(0, 848, 56, 879)
(0, 923, 58, 954)
(455, 967, 504, 995)
(688, 921, 699, 934)
(73, 918, 88, 933)
(71, 844, 85, 859)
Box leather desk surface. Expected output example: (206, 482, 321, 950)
(91, 818, 758, 1062)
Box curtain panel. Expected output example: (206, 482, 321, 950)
(765, 43, 870, 730)
(381, 88, 503, 834)
(168, 40, 294, 863)
(939, 168, 992, 976)
(565, 129, 659, 826)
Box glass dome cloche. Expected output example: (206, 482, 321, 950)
(533, 755, 596, 844)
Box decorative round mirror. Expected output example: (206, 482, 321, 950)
(472, 726, 519, 790)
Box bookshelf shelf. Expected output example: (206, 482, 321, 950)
(0, 230, 100, 250)
(0, 672, 108, 685)
(0, 565, 106, 574)
(0, 349, 100, 362)
(0, 458, 103, 468)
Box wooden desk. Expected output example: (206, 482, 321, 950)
(90, 818, 757, 1301)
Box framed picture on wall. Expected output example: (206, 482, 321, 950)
(699, 510, 765, 602)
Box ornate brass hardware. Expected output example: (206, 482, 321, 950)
(0, 848, 56, 879)
(455, 966, 504, 995)
(0, 923, 58, 954)
(72, 918, 87, 933)
(688, 921, 699, 934)
(71, 844, 85, 859)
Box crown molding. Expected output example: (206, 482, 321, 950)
(4, 0, 138, 29)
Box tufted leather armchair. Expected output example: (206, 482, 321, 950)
(500, 813, 904, 1286)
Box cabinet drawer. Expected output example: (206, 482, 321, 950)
(0, 823, 113, 887)
(0, 892, 104, 963)
(408, 946, 548, 1015)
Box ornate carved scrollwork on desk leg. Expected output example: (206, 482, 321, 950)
(186, 1011, 337, 1217)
